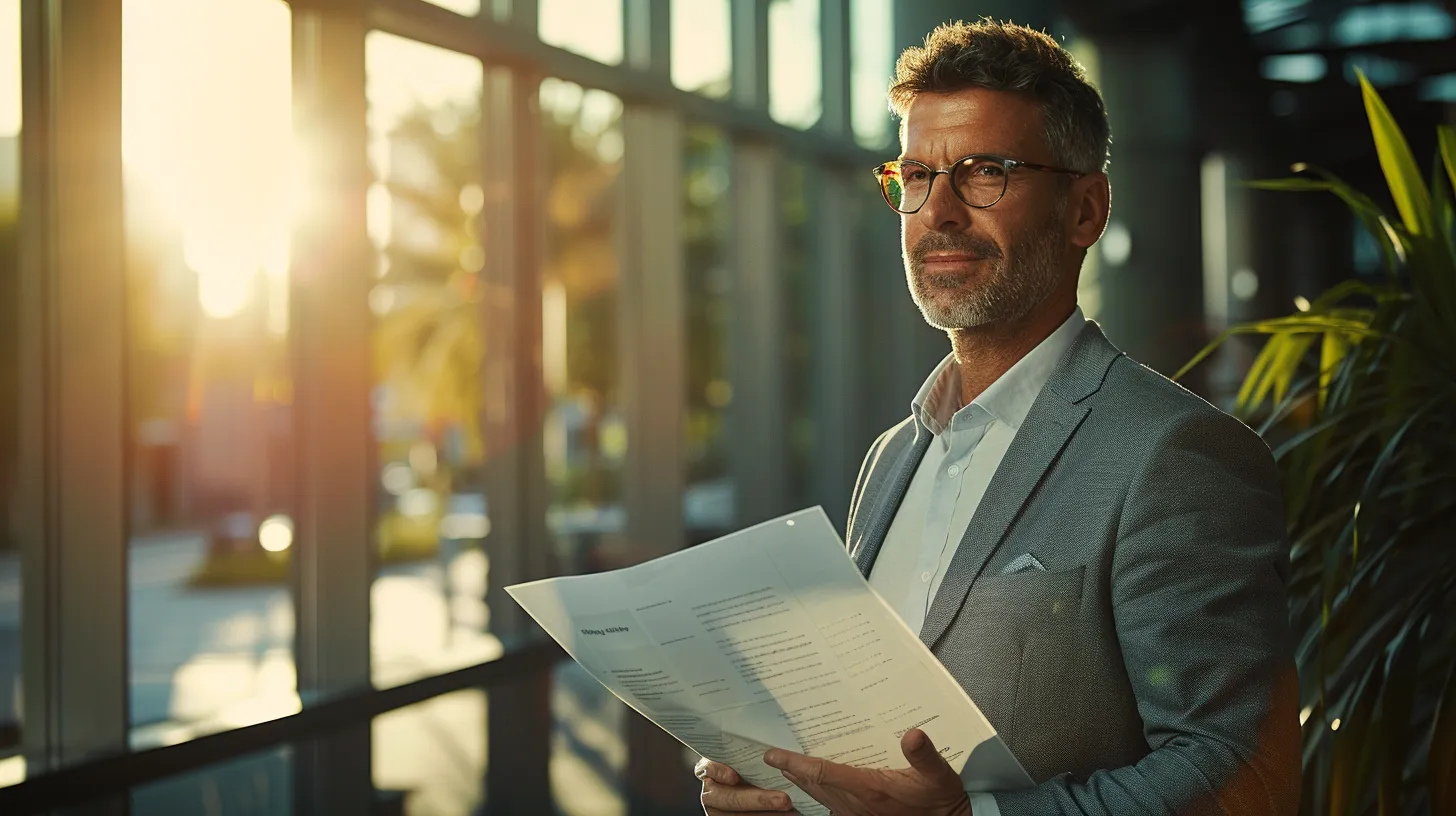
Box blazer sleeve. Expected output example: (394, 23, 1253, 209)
(991, 410, 1302, 816)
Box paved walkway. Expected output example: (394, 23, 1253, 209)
(0, 535, 631, 814)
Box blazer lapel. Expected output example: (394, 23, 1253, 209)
(852, 425, 932, 577)
(917, 322, 1122, 650)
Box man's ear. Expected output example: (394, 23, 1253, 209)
(1069, 173, 1110, 251)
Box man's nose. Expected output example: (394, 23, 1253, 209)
(916, 173, 970, 233)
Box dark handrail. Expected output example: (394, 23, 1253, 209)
(0, 638, 566, 815)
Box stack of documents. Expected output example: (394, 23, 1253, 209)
(507, 507, 1029, 815)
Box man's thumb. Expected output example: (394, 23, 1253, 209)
(901, 728, 953, 778)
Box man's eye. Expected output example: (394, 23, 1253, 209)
(903, 167, 930, 182)
(969, 162, 1005, 177)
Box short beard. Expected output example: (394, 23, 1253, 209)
(904, 201, 1068, 331)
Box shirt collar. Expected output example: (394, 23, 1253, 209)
(911, 306, 1086, 436)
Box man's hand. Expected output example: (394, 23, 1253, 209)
(695, 756, 798, 815)
(762, 728, 973, 816)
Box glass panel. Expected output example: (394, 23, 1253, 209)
(682, 125, 735, 542)
(122, 0, 299, 734)
(1065, 37, 1102, 322)
(373, 688, 487, 814)
(671, 0, 731, 98)
(365, 32, 498, 688)
(850, 0, 894, 148)
(539, 79, 626, 574)
(423, 0, 480, 16)
(0, 0, 20, 757)
(780, 160, 814, 508)
(131, 747, 293, 816)
(769, 0, 822, 129)
(539, 0, 624, 65)
(551, 661, 627, 815)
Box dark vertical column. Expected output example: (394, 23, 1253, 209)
(1079, 29, 1207, 376)
(726, 0, 790, 528)
(17, 6, 129, 815)
(289, 1, 375, 812)
(479, 1, 554, 810)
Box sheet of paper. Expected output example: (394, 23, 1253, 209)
(506, 507, 1032, 815)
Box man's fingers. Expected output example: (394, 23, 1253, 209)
(700, 778, 794, 812)
(694, 758, 741, 786)
(762, 748, 856, 789)
(900, 728, 961, 784)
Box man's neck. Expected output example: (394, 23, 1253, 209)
(948, 301, 1076, 407)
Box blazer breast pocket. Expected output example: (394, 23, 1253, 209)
(976, 566, 1091, 773)
(935, 566, 1087, 737)
(969, 564, 1086, 621)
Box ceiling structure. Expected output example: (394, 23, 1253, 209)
(1245, 0, 1456, 165)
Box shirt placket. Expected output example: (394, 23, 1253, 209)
(908, 421, 985, 631)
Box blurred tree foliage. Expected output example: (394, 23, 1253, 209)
(1179, 74, 1456, 815)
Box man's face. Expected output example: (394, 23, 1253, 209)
(899, 88, 1071, 331)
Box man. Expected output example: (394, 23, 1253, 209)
(696, 19, 1300, 816)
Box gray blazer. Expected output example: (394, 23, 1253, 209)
(847, 320, 1301, 816)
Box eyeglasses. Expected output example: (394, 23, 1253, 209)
(871, 154, 1084, 213)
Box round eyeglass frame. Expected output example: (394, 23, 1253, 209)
(871, 154, 1085, 213)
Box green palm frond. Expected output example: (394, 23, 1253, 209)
(1179, 79, 1456, 815)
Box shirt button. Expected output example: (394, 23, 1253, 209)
(947, 464, 961, 476)
(921, 571, 933, 583)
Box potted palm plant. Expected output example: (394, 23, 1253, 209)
(1177, 73, 1456, 814)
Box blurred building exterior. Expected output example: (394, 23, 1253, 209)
(0, 0, 1453, 813)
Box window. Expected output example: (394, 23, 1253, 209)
(365, 31, 496, 687)
(121, 0, 299, 736)
(131, 747, 291, 814)
(671, 0, 731, 98)
(540, 78, 626, 574)
(423, 0, 480, 15)
(780, 159, 815, 507)
(1064, 36, 1103, 322)
(0, 0, 20, 757)
(539, 0, 624, 65)
(769, 0, 823, 129)
(551, 662, 627, 814)
(850, 0, 895, 148)
(373, 689, 487, 813)
(683, 125, 734, 538)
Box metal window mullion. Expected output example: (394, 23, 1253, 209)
(819, 0, 851, 138)
(624, 0, 670, 76)
(17, 0, 129, 790)
(481, 62, 553, 815)
(731, 0, 770, 110)
(617, 112, 686, 564)
(725, 142, 789, 526)
(618, 102, 697, 815)
(808, 169, 855, 529)
(368, 0, 884, 167)
(489, 0, 537, 28)
(289, 1, 374, 812)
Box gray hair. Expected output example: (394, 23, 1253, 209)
(888, 20, 1110, 175)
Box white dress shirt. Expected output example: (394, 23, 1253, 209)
(866, 306, 1085, 816)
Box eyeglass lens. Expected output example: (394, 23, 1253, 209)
(880, 158, 1008, 212)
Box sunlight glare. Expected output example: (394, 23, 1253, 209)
(769, 0, 823, 129)
(258, 514, 294, 553)
(851, 0, 894, 147)
(671, 0, 731, 96)
(122, 0, 293, 322)
(539, 0, 624, 65)
(1, 0, 19, 139)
